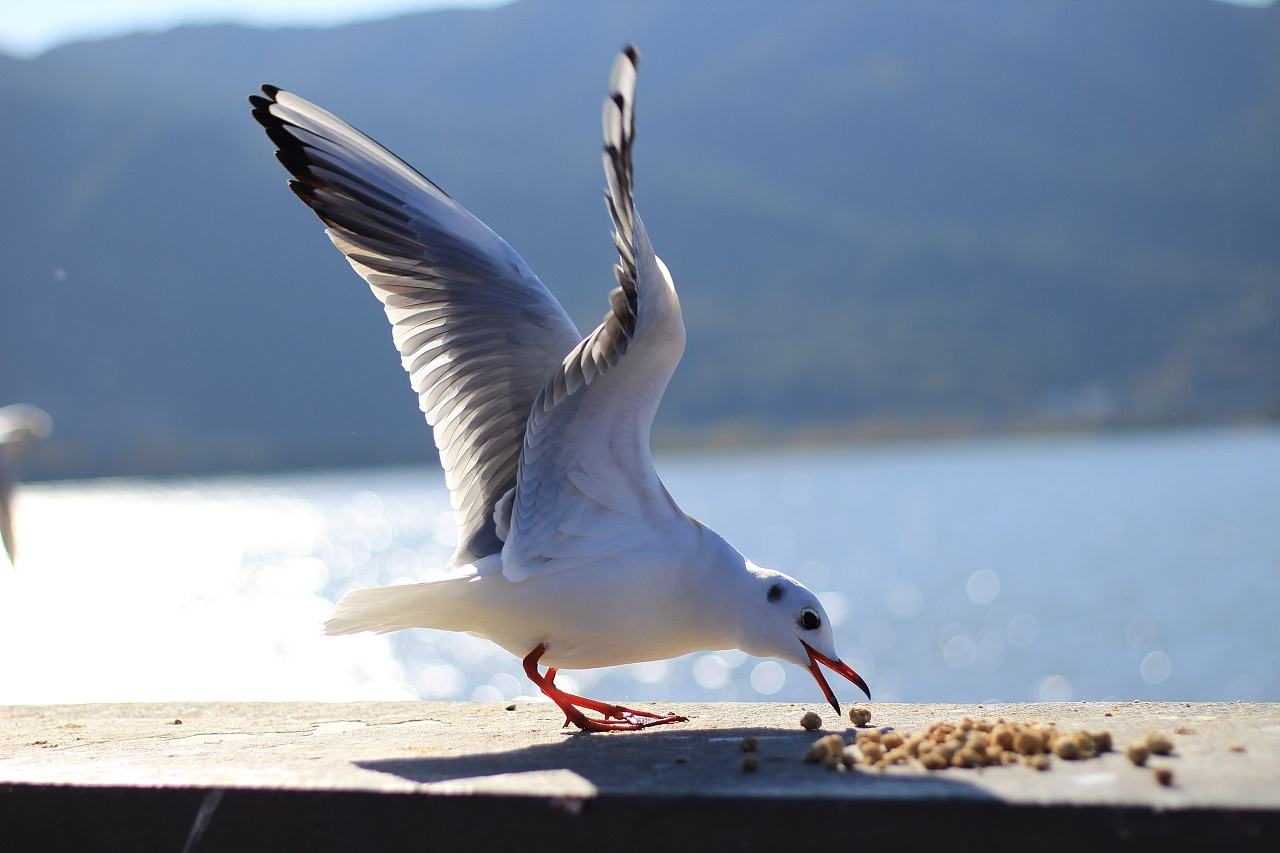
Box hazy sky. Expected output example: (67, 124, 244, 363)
(0, 0, 511, 57)
(0, 0, 1271, 58)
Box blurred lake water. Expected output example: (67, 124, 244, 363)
(1, 427, 1276, 706)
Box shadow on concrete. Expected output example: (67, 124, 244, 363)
(357, 725, 999, 801)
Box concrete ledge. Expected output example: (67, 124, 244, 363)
(1, 701, 1277, 851)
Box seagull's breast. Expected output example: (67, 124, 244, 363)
(462, 519, 729, 669)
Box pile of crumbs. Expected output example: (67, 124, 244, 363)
(800, 716, 1118, 772)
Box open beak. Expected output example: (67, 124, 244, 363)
(801, 640, 871, 715)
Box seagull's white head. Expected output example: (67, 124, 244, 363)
(736, 563, 870, 714)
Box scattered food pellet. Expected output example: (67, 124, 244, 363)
(795, 715, 1115, 777)
(172, 719, 183, 725)
(800, 711, 822, 731)
(848, 707, 872, 726)
(673, 755, 688, 765)
(1146, 732, 1174, 755)
(1015, 731, 1043, 756)
(859, 741, 885, 763)
(741, 753, 761, 772)
(739, 736, 758, 753)
(1229, 744, 1246, 753)
(504, 704, 516, 712)
(1154, 767, 1174, 787)
(804, 734, 845, 763)
(1173, 726, 1194, 735)
(1127, 744, 1150, 766)
(1104, 712, 1113, 717)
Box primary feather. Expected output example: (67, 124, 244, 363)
(249, 87, 581, 565)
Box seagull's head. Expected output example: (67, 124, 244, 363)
(737, 565, 870, 714)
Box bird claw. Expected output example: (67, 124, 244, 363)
(524, 644, 691, 733)
(569, 712, 689, 733)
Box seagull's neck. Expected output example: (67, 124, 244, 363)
(683, 522, 764, 652)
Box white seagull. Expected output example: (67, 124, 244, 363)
(0, 404, 52, 566)
(250, 46, 868, 731)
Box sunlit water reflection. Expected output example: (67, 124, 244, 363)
(2, 427, 1277, 705)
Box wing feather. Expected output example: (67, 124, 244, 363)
(250, 87, 581, 565)
(500, 46, 688, 582)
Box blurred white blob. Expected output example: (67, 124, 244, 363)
(965, 569, 1001, 605)
(692, 654, 730, 689)
(630, 660, 669, 684)
(798, 559, 831, 589)
(414, 662, 464, 698)
(471, 684, 503, 702)
(1006, 613, 1040, 648)
(942, 634, 977, 669)
(1139, 651, 1172, 685)
(895, 490, 936, 558)
(862, 619, 897, 654)
(817, 591, 848, 626)
(1125, 616, 1161, 651)
(975, 627, 1005, 668)
(489, 672, 522, 698)
(749, 660, 786, 695)
(1035, 674, 1073, 701)
(886, 581, 923, 619)
(778, 472, 814, 509)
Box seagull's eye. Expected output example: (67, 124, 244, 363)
(767, 584, 783, 603)
(799, 609, 821, 631)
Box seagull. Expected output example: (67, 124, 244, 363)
(0, 404, 52, 566)
(249, 46, 869, 731)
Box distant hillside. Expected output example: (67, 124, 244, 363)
(2, 0, 1278, 478)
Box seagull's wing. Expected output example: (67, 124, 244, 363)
(500, 47, 687, 582)
(0, 405, 52, 446)
(250, 88, 582, 565)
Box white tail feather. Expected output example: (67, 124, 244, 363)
(324, 583, 446, 636)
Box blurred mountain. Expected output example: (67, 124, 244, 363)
(2, 0, 1278, 478)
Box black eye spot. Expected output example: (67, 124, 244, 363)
(799, 610, 821, 631)
(767, 584, 784, 603)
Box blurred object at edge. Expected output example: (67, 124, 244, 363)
(0, 404, 53, 565)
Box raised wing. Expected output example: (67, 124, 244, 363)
(249, 87, 581, 565)
(501, 46, 687, 582)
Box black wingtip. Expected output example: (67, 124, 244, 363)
(261, 83, 281, 99)
(622, 44, 639, 66)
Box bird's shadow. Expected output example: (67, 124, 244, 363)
(357, 725, 999, 801)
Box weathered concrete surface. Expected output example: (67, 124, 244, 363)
(1, 701, 1277, 851)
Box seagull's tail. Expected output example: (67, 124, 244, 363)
(324, 582, 454, 636)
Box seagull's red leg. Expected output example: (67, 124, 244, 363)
(521, 644, 687, 732)
(545, 668, 574, 728)
(546, 663, 667, 722)
(553, 686, 686, 724)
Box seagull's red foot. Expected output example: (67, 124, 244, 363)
(523, 644, 689, 732)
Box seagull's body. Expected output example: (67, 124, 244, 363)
(251, 47, 868, 729)
(328, 517, 739, 671)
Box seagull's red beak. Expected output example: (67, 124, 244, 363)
(801, 640, 871, 715)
